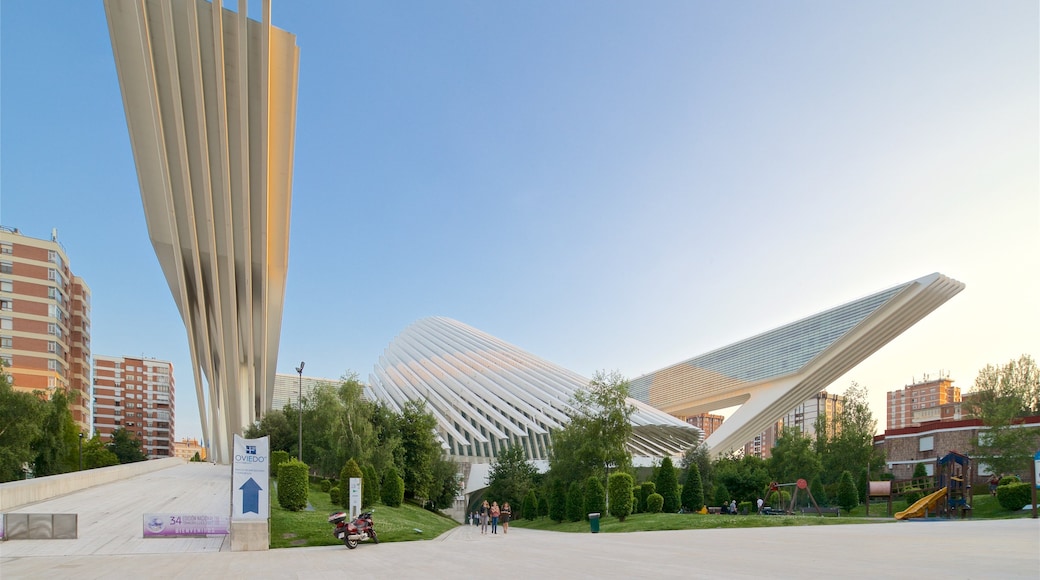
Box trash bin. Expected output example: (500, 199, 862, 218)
(588, 512, 600, 533)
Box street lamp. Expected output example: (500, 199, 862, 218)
(295, 361, 305, 461)
(78, 432, 84, 471)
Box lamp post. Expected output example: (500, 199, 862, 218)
(295, 361, 305, 462)
(78, 432, 84, 471)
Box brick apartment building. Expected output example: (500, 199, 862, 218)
(173, 437, 206, 461)
(680, 413, 725, 439)
(887, 374, 960, 431)
(93, 355, 175, 458)
(0, 226, 92, 430)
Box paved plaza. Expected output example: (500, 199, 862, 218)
(2, 463, 1038, 579)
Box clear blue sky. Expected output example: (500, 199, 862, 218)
(2, 1, 1037, 441)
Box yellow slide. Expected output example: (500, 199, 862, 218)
(895, 487, 947, 520)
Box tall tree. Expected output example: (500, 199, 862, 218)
(656, 456, 680, 513)
(398, 400, 439, 500)
(820, 382, 884, 495)
(487, 443, 536, 510)
(369, 401, 404, 478)
(681, 462, 704, 512)
(0, 371, 45, 482)
(969, 355, 1040, 477)
(33, 389, 80, 476)
(549, 479, 567, 522)
(244, 408, 295, 453)
(549, 370, 634, 484)
(768, 427, 821, 485)
(428, 455, 462, 509)
(681, 442, 714, 505)
(107, 427, 147, 463)
(82, 434, 119, 469)
(714, 453, 770, 504)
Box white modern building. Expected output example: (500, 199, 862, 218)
(105, 0, 299, 463)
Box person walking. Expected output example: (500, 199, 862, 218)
(729, 499, 737, 514)
(480, 500, 490, 534)
(501, 502, 512, 534)
(490, 501, 501, 534)
(757, 497, 764, 514)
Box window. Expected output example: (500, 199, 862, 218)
(0, 280, 11, 292)
(1, 318, 12, 330)
(0, 244, 11, 255)
(47, 341, 57, 353)
(0, 262, 11, 274)
(0, 299, 10, 311)
(47, 359, 58, 371)
(0, 355, 11, 367)
(919, 435, 934, 452)
(1, 336, 12, 349)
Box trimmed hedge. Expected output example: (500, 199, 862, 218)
(381, 468, 404, 507)
(608, 472, 634, 521)
(271, 450, 290, 478)
(330, 486, 341, 505)
(320, 479, 331, 493)
(277, 459, 309, 511)
(996, 482, 1032, 511)
(566, 481, 584, 522)
(903, 487, 923, 505)
(647, 492, 664, 513)
(584, 476, 605, 520)
(340, 458, 364, 509)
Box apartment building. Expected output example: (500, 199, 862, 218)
(93, 355, 175, 458)
(0, 226, 92, 430)
(271, 372, 336, 412)
(681, 413, 725, 439)
(173, 437, 206, 461)
(743, 391, 844, 458)
(886, 375, 960, 431)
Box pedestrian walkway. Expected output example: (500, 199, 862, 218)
(1, 462, 1038, 579)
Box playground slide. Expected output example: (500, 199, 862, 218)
(894, 487, 947, 520)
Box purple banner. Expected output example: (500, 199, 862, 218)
(143, 513, 229, 537)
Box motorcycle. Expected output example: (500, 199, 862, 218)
(328, 510, 378, 549)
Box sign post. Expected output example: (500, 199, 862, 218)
(350, 477, 362, 519)
(230, 434, 270, 550)
(1032, 450, 1039, 519)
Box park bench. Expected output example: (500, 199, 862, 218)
(707, 506, 722, 514)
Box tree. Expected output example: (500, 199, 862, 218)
(522, 489, 539, 520)
(0, 371, 45, 482)
(912, 462, 928, 480)
(398, 400, 438, 500)
(340, 458, 364, 509)
(713, 482, 731, 506)
(584, 475, 605, 519)
(107, 427, 147, 463)
(369, 401, 404, 479)
(656, 457, 680, 513)
(820, 382, 884, 497)
(836, 470, 858, 513)
(681, 463, 704, 512)
(809, 476, 827, 506)
(487, 443, 537, 511)
(81, 434, 119, 469)
(244, 409, 295, 454)
(969, 355, 1040, 478)
(428, 455, 462, 509)
(681, 442, 714, 506)
(608, 472, 634, 521)
(549, 479, 567, 522)
(362, 464, 380, 507)
(304, 375, 376, 478)
(714, 453, 770, 503)
(768, 427, 821, 485)
(33, 389, 79, 476)
(566, 481, 584, 522)
(549, 370, 634, 484)
(381, 468, 405, 507)
(639, 481, 656, 513)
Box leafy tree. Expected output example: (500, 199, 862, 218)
(836, 470, 858, 513)
(81, 434, 119, 469)
(33, 389, 80, 476)
(340, 458, 364, 509)
(369, 401, 404, 478)
(584, 475, 605, 519)
(107, 427, 147, 463)
(819, 382, 884, 497)
(549, 479, 567, 522)
(969, 355, 1040, 478)
(244, 408, 296, 455)
(398, 400, 438, 500)
(191, 451, 202, 462)
(713, 453, 770, 503)
(713, 482, 731, 506)
(809, 476, 827, 506)
(681, 463, 704, 512)
(549, 370, 634, 485)
(522, 489, 539, 520)
(381, 468, 405, 507)
(656, 457, 680, 513)
(566, 481, 584, 522)
(428, 455, 462, 509)
(768, 427, 821, 485)
(681, 443, 714, 505)
(0, 371, 45, 482)
(306, 375, 376, 478)
(539, 494, 550, 517)
(487, 443, 536, 511)
(912, 462, 928, 479)
(362, 464, 380, 507)
(608, 472, 634, 521)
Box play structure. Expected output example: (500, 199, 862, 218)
(894, 451, 974, 520)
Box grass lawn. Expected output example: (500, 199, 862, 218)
(269, 482, 457, 549)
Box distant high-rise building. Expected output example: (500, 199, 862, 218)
(680, 413, 725, 439)
(743, 391, 843, 458)
(271, 373, 338, 412)
(886, 375, 959, 431)
(93, 355, 175, 458)
(0, 226, 92, 431)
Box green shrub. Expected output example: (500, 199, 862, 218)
(539, 494, 550, 517)
(549, 480, 567, 522)
(276, 459, 309, 511)
(738, 501, 752, 515)
(646, 492, 664, 513)
(713, 482, 731, 507)
(903, 487, 923, 505)
(998, 475, 1021, 486)
(656, 457, 680, 513)
(809, 477, 827, 506)
(766, 489, 791, 507)
(681, 464, 704, 512)
(271, 450, 290, 478)
(608, 472, 634, 521)
(566, 481, 584, 522)
(381, 468, 404, 507)
(996, 482, 1032, 511)
(584, 476, 605, 519)
(319, 479, 331, 493)
(362, 464, 380, 508)
(836, 470, 858, 514)
(639, 481, 656, 514)
(330, 486, 341, 505)
(522, 489, 539, 520)
(339, 458, 364, 509)
(912, 462, 928, 479)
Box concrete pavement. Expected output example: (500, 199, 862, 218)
(1, 462, 1038, 579)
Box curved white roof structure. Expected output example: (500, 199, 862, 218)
(629, 273, 965, 455)
(367, 317, 703, 463)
